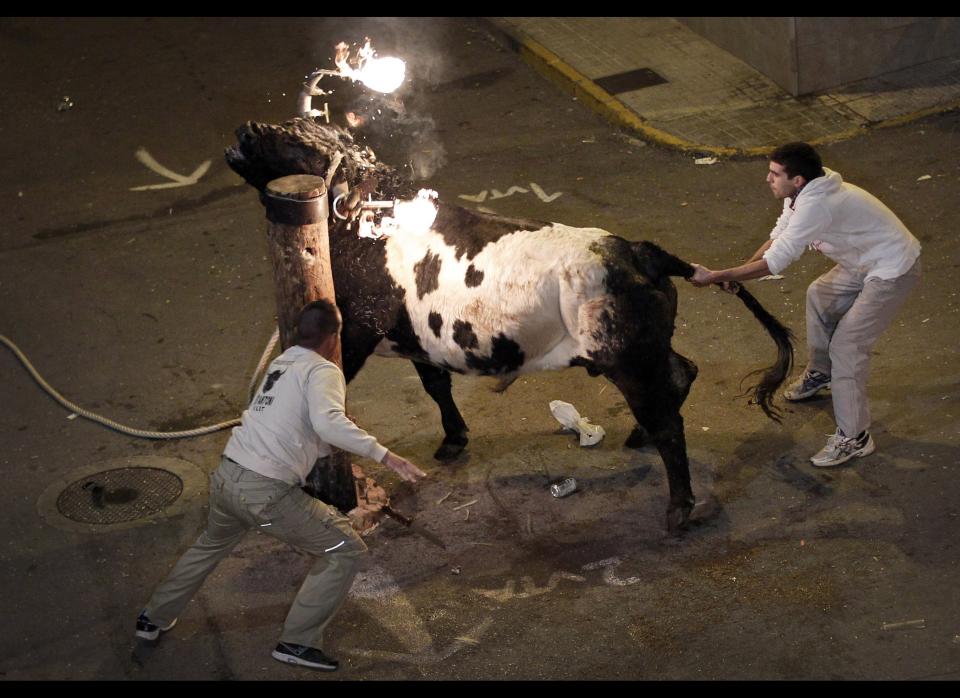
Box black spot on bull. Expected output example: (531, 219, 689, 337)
(414, 251, 442, 300)
(385, 306, 428, 361)
(465, 264, 484, 287)
(428, 312, 443, 338)
(433, 204, 546, 261)
(452, 320, 479, 349)
(465, 334, 525, 375)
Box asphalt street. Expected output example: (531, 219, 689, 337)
(1, 17, 958, 680)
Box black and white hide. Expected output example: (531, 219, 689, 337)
(226, 117, 794, 533)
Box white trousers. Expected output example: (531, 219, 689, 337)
(804, 258, 921, 436)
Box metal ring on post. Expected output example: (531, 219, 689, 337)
(263, 175, 329, 226)
(331, 193, 349, 220)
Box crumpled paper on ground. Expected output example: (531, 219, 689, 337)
(549, 400, 605, 446)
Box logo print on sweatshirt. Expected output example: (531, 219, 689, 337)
(263, 369, 286, 392)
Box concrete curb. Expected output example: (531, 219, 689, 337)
(489, 19, 960, 159)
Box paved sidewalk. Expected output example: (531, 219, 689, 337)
(492, 17, 960, 155)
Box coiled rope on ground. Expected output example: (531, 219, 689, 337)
(1, 328, 280, 440)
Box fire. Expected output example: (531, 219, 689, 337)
(334, 39, 406, 94)
(298, 38, 407, 118)
(390, 189, 439, 232)
(357, 190, 439, 239)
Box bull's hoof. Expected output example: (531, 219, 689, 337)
(665, 501, 694, 536)
(434, 440, 467, 462)
(624, 425, 649, 449)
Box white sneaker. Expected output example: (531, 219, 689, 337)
(784, 370, 831, 401)
(810, 430, 875, 467)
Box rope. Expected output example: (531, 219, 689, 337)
(1, 330, 279, 440)
(248, 327, 280, 402)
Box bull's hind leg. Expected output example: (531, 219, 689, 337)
(610, 350, 698, 533)
(412, 361, 470, 461)
(624, 351, 697, 450)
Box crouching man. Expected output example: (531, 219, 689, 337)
(689, 142, 921, 467)
(136, 299, 426, 671)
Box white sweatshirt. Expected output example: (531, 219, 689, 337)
(224, 345, 388, 485)
(762, 168, 921, 279)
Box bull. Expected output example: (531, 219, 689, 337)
(226, 117, 793, 533)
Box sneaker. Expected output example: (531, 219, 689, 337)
(810, 430, 875, 467)
(271, 642, 339, 671)
(135, 612, 177, 641)
(784, 370, 831, 401)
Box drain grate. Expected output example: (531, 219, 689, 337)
(594, 67, 668, 95)
(56, 467, 183, 524)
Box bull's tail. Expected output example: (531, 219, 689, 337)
(632, 241, 795, 422)
(727, 282, 794, 421)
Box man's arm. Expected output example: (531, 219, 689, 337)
(308, 363, 426, 482)
(690, 257, 771, 287)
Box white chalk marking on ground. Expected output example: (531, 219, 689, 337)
(529, 182, 563, 203)
(130, 148, 211, 191)
(459, 183, 562, 204)
(582, 556, 641, 586)
(344, 617, 494, 665)
(472, 572, 586, 602)
(489, 186, 529, 200)
(349, 565, 434, 654)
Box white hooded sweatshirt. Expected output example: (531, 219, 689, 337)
(224, 345, 387, 485)
(762, 168, 921, 279)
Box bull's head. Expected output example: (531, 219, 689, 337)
(224, 117, 416, 231)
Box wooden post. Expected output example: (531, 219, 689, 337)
(262, 174, 357, 514)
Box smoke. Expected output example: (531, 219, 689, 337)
(325, 19, 450, 181)
(392, 108, 447, 182)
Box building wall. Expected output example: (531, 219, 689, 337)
(678, 17, 960, 96)
(679, 17, 798, 94)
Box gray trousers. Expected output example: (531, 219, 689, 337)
(144, 456, 367, 648)
(805, 258, 921, 437)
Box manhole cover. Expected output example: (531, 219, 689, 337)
(56, 467, 183, 524)
(38, 457, 205, 533)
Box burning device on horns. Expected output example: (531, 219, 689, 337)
(298, 39, 435, 240)
(333, 189, 439, 240)
(298, 39, 406, 121)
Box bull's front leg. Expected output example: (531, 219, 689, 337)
(412, 361, 469, 461)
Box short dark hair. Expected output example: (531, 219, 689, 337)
(296, 299, 341, 346)
(770, 142, 825, 183)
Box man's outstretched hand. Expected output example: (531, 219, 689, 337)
(381, 451, 427, 483)
(689, 265, 738, 293)
(689, 263, 715, 287)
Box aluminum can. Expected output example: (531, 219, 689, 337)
(550, 478, 577, 498)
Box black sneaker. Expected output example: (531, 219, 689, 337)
(135, 611, 177, 641)
(783, 369, 831, 401)
(271, 642, 339, 671)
